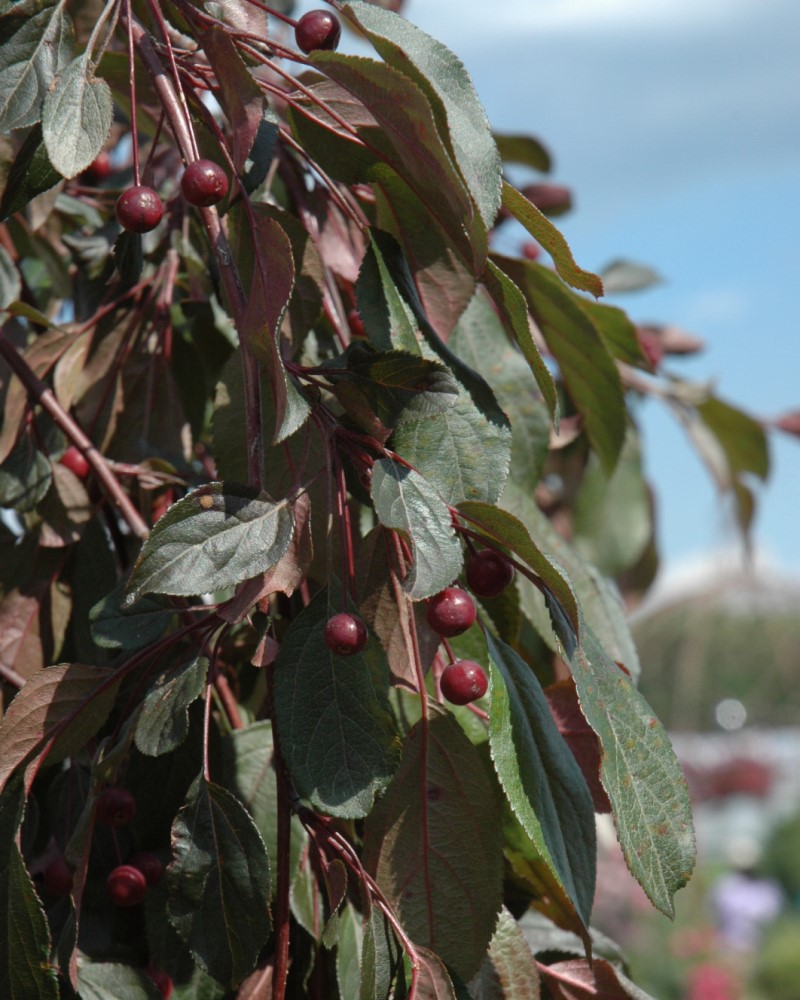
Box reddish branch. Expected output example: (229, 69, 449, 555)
(0, 335, 150, 539)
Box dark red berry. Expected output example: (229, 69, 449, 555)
(521, 240, 540, 261)
(43, 856, 74, 895)
(465, 548, 515, 598)
(324, 612, 368, 655)
(95, 787, 137, 828)
(180, 159, 229, 207)
(145, 966, 174, 999)
(106, 864, 147, 907)
(129, 851, 163, 887)
(82, 151, 112, 184)
(441, 659, 488, 706)
(426, 587, 476, 637)
(59, 445, 90, 480)
(295, 10, 341, 54)
(115, 185, 164, 233)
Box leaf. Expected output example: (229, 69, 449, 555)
(495, 257, 625, 474)
(356, 230, 421, 353)
(483, 262, 558, 422)
(89, 582, 175, 652)
(486, 632, 596, 933)
(457, 500, 579, 635)
(125, 482, 294, 604)
(572, 432, 652, 578)
(0, 3, 74, 132)
(134, 654, 208, 757)
(363, 713, 504, 981)
(499, 182, 602, 297)
(238, 208, 309, 442)
(545, 680, 610, 814)
(536, 958, 656, 1000)
(167, 776, 271, 988)
(323, 342, 459, 429)
(272, 587, 401, 818)
(337, 903, 363, 1000)
(371, 457, 463, 600)
(344, 0, 501, 233)
(0, 244, 21, 309)
(548, 602, 696, 918)
(0, 779, 60, 1000)
(696, 396, 770, 482)
(413, 947, 460, 999)
(449, 284, 552, 493)
(219, 722, 306, 897)
(76, 964, 160, 1000)
(198, 26, 264, 173)
(0, 124, 61, 221)
(599, 258, 662, 294)
(0, 663, 119, 796)
(42, 57, 113, 178)
(0, 438, 51, 511)
(501, 487, 640, 681)
(469, 907, 541, 1000)
(494, 133, 552, 173)
(579, 298, 647, 369)
(311, 51, 481, 265)
(360, 907, 405, 1000)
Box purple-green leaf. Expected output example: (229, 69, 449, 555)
(363, 712, 504, 981)
(124, 482, 294, 605)
(167, 777, 271, 988)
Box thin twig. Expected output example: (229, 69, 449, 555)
(0, 335, 150, 539)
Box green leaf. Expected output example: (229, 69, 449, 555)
(501, 486, 641, 681)
(360, 907, 405, 1000)
(548, 602, 696, 918)
(0, 124, 62, 221)
(0, 244, 21, 309)
(0, 663, 119, 796)
(167, 776, 271, 988)
(483, 261, 559, 422)
(449, 284, 552, 494)
(391, 389, 511, 506)
(272, 588, 401, 818)
(125, 482, 294, 604)
(0, 780, 60, 1000)
(573, 432, 652, 578)
(323, 342, 459, 429)
(499, 182, 602, 297)
(134, 654, 208, 757)
(0, 3, 74, 132)
(0, 439, 51, 512)
(337, 902, 363, 1000)
(457, 500, 579, 635)
(89, 582, 175, 652)
(364, 712, 504, 981)
(343, 0, 501, 234)
(486, 632, 596, 930)
(494, 257, 626, 474)
(42, 57, 113, 178)
(579, 298, 647, 368)
(599, 258, 662, 294)
(696, 396, 770, 482)
(494, 133, 552, 173)
(357, 231, 422, 354)
(220, 722, 306, 899)
(371, 457, 463, 600)
(76, 964, 160, 999)
(469, 906, 541, 1000)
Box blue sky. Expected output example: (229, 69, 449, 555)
(298, 0, 800, 577)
